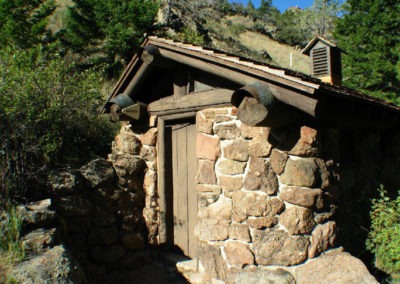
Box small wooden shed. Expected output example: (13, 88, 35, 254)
(103, 36, 400, 282)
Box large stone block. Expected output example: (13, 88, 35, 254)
(199, 220, 229, 241)
(139, 128, 157, 146)
(197, 133, 221, 161)
(214, 123, 241, 140)
(197, 160, 217, 184)
(80, 158, 115, 188)
(196, 111, 214, 134)
(115, 132, 142, 155)
(232, 191, 283, 222)
(48, 171, 83, 196)
(308, 221, 337, 258)
(280, 206, 315, 235)
(11, 245, 86, 284)
(219, 175, 243, 194)
(247, 216, 278, 229)
(218, 159, 247, 175)
(252, 229, 310, 266)
(280, 186, 324, 209)
(244, 158, 278, 195)
(199, 242, 228, 280)
(289, 126, 319, 157)
(229, 223, 251, 242)
(270, 149, 289, 175)
(249, 134, 272, 157)
(241, 124, 269, 139)
(112, 155, 145, 178)
(18, 199, 57, 230)
(229, 268, 295, 284)
(280, 158, 318, 187)
(224, 241, 254, 267)
(223, 139, 249, 162)
(295, 248, 378, 284)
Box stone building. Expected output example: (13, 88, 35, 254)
(100, 36, 400, 283)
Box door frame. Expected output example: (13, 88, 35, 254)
(157, 112, 197, 248)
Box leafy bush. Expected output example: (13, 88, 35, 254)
(0, 46, 116, 203)
(366, 186, 400, 279)
(179, 27, 205, 46)
(229, 23, 246, 36)
(0, 205, 24, 283)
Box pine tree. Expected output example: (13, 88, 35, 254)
(60, 0, 159, 77)
(334, 0, 400, 103)
(0, 0, 56, 49)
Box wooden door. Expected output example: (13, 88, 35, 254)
(166, 121, 198, 258)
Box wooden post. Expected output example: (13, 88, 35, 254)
(157, 118, 167, 244)
(173, 71, 188, 99)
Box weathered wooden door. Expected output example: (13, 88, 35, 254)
(165, 120, 198, 258)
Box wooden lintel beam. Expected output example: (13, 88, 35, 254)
(148, 88, 233, 116)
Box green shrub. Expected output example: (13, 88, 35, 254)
(0, 205, 24, 283)
(180, 27, 205, 45)
(229, 23, 246, 36)
(366, 186, 400, 280)
(0, 46, 117, 203)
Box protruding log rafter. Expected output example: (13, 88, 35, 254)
(231, 82, 303, 128)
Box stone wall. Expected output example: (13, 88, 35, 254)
(195, 107, 340, 281)
(42, 122, 160, 281)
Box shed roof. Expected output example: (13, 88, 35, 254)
(302, 36, 340, 55)
(104, 36, 399, 129)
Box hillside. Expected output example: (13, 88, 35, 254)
(157, 0, 312, 74)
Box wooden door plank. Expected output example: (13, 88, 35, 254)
(187, 124, 198, 258)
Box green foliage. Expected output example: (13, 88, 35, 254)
(179, 27, 205, 46)
(275, 10, 308, 46)
(214, 0, 232, 14)
(274, 0, 341, 47)
(334, 0, 400, 103)
(0, 0, 56, 49)
(303, 0, 342, 39)
(229, 23, 247, 36)
(366, 186, 400, 279)
(60, 0, 159, 77)
(0, 205, 24, 283)
(0, 46, 116, 202)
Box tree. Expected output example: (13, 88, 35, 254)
(275, 9, 308, 46)
(60, 0, 159, 77)
(334, 0, 400, 103)
(0, 0, 56, 49)
(299, 0, 342, 40)
(257, 0, 273, 18)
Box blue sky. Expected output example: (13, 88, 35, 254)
(229, 0, 315, 12)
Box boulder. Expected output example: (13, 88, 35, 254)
(295, 248, 378, 284)
(21, 228, 57, 257)
(18, 199, 56, 230)
(252, 229, 310, 266)
(229, 268, 295, 284)
(12, 245, 86, 284)
(79, 158, 115, 188)
(48, 170, 83, 196)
